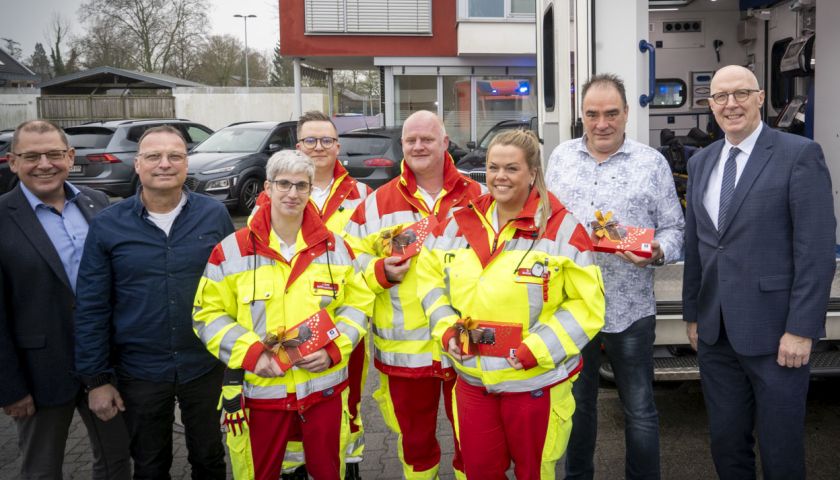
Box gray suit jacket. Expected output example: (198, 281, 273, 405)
(682, 124, 836, 356)
(0, 184, 109, 407)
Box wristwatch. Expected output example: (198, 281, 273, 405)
(652, 255, 666, 267)
(81, 372, 114, 393)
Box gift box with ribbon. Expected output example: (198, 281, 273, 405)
(376, 215, 439, 262)
(590, 210, 655, 258)
(455, 317, 523, 358)
(262, 309, 341, 371)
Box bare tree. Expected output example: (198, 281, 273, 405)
(74, 22, 137, 70)
(45, 13, 78, 77)
(192, 35, 243, 86)
(78, 0, 209, 74)
(1, 38, 22, 60)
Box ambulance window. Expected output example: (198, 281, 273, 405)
(543, 6, 555, 111)
(650, 79, 687, 108)
(771, 38, 796, 110)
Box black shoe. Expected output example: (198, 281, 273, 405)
(281, 465, 309, 480)
(345, 462, 361, 480)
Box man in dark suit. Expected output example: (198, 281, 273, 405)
(0, 120, 130, 479)
(683, 65, 836, 479)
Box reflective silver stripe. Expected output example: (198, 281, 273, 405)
(527, 283, 543, 327)
(244, 382, 287, 399)
(461, 356, 478, 369)
(345, 220, 364, 240)
(282, 450, 305, 465)
(484, 355, 581, 393)
(295, 368, 348, 399)
(441, 354, 453, 369)
(194, 315, 233, 344)
(429, 305, 457, 329)
(336, 322, 361, 346)
(374, 349, 432, 368)
(345, 435, 364, 456)
(249, 301, 267, 337)
(529, 322, 568, 365)
(335, 306, 367, 331)
(455, 369, 483, 386)
(480, 356, 511, 372)
(378, 211, 421, 231)
(422, 288, 445, 312)
(355, 252, 376, 271)
(555, 309, 590, 350)
(443, 266, 452, 298)
(203, 263, 225, 282)
(218, 324, 250, 364)
(372, 324, 430, 341)
(319, 295, 333, 309)
(389, 286, 406, 331)
(312, 248, 353, 267)
(220, 234, 242, 261)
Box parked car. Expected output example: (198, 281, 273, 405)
(186, 121, 298, 213)
(0, 130, 16, 195)
(455, 118, 535, 184)
(338, 127, 467, 189)
(63, 119, 214, 198)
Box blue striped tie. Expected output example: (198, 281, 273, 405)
(718, 146, 740, 230)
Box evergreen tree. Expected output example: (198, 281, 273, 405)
(270, 45, 294, 87)
(27, 43, 52, 79)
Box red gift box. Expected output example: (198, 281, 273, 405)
(592, 225, 655, 258)
(457, 319, 523, 358)
(391, 215, 439, 263)
(263, 309, 341, 371)
(590, 210, 655, 258)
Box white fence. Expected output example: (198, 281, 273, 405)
(0, 89, 39, 130)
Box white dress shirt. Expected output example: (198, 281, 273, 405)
(703, 123, 763, 229)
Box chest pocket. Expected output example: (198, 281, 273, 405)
(310, 273, 345, 309)
(237, 276, 275, 337)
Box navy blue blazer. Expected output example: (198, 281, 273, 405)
(682, 124, 836, 356)
(0, 184, 109, 407)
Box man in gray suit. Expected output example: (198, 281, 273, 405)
(683, 65, 835, 479)
(0, 120, 130, 479)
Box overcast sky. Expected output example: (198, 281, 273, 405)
(3, 0, 281, 60)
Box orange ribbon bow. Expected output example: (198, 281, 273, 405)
(377, 225, 406, 257)
(592, 210, 623, 242)
(455, 317, 482, 355)
(263, 325, 309, 366)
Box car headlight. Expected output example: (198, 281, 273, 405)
(205, 177, 234, 192)
(200, 165, 236, 175)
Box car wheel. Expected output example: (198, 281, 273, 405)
(238, 175, 263, 214)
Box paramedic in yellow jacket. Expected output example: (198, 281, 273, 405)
(344, 110, 483, 480)
(192, 150, 373, 480)
(279, 111, 373, 480)
(416, 129, 606, 479)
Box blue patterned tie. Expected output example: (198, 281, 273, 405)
(718, 146, 740, 230)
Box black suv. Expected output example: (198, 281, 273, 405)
(186, 121, 298, 213)
(64, 119, 213, 197)
(339, 127, 467, 189)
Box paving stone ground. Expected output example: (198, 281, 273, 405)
(2, 364, 839, 479)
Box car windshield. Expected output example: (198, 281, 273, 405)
(479, 124, 523, 149)
(339, 135, 394, 156)
(193, 127, 270, 153)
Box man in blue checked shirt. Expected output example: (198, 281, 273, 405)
(74, 125, 235, 479)
(546, 73, 684, 480)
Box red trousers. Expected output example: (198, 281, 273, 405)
(247, 393, 343, 480)
(454, 378, 572, 480)
(382, 374, 464, 477)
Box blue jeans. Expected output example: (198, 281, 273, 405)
(565, 315, 660, 480)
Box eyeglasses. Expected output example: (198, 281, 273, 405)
(300, 136, 337, 149)
(709, 89, 761, 105)
(13, 150, 68, 163)
(270, 179, 312, 193)
(137, 151, 188, 164)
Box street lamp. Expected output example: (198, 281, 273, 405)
(233, 14, 257, 87)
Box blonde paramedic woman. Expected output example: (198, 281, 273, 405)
(416, 129, 605, 479)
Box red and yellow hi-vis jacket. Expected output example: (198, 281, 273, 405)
(344, 154, 484, 378)
(415, 190, 606, 392)
(312, 161, 372, 234)
(193, 193, 374, 410)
